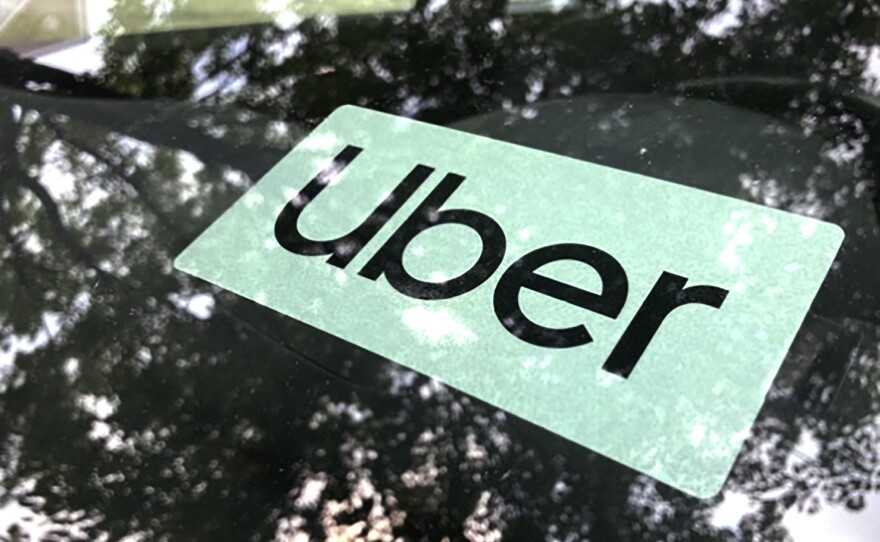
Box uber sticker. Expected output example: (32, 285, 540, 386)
(174, 105, 844, 497)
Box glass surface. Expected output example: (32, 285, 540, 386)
(175, 105, 844, 499)
(0, 1, 878, 540)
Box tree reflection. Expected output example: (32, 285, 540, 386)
(0, 0, 879, 540)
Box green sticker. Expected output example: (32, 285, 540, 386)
(175, 105, 844, 497)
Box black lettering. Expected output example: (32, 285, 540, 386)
(359, 173, 506, 300)
(274, 145, 433, 268)
(603, 271, 728, 378)
(493, 243, 628, 348)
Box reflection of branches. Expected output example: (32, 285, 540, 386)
(0, 1, 878, 539)
(0, 198, 68, 310)
(10, 113, 375, 402)
(1, 77, 282, 181)
(0, 105, 109, 280)
(679, 74, 880, 227)
(42, 117, 187, 252)
(14, 156, 103, 273)
(0, 204, 37, 292)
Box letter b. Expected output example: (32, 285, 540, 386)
(359, 173, 506, 300)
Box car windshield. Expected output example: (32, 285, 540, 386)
(0, 1, 879, 540)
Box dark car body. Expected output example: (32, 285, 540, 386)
(0, 1, 878, 540)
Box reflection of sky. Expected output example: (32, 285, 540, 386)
(35, 37, 105, 75)
(707, 421, 880, 541)
(785, 495, 880, 542)
(0, 500, 99, 541)
(0, 313, 61, 391)
(852, 45, 880, 94)
(711, 491, 880, 541)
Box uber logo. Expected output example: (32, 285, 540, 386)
(274, 144, 729, 379)
(176, 105, 844, 497)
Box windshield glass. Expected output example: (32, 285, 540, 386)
(0, 1, 878, 540)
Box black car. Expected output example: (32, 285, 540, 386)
(0, 1, 878, 540)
